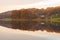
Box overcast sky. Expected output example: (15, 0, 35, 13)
(0, 0, 60, 13)
(0, 0, 46, 5)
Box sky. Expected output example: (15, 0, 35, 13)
(0, 0, 60, 13)
(0, 0, 60, 40)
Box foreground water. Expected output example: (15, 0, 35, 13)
(0, 26, 60, 40)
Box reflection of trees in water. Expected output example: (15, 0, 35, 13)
(0, 21, 12, 28)
(46, 22, 60, 33)
(0, 20, 60, 33)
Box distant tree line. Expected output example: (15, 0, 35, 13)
(11, 6, 60, 33)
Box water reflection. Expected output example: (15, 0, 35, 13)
(0, 19, 60, 33)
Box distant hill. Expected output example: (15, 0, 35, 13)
(0, 11, 12, 18)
